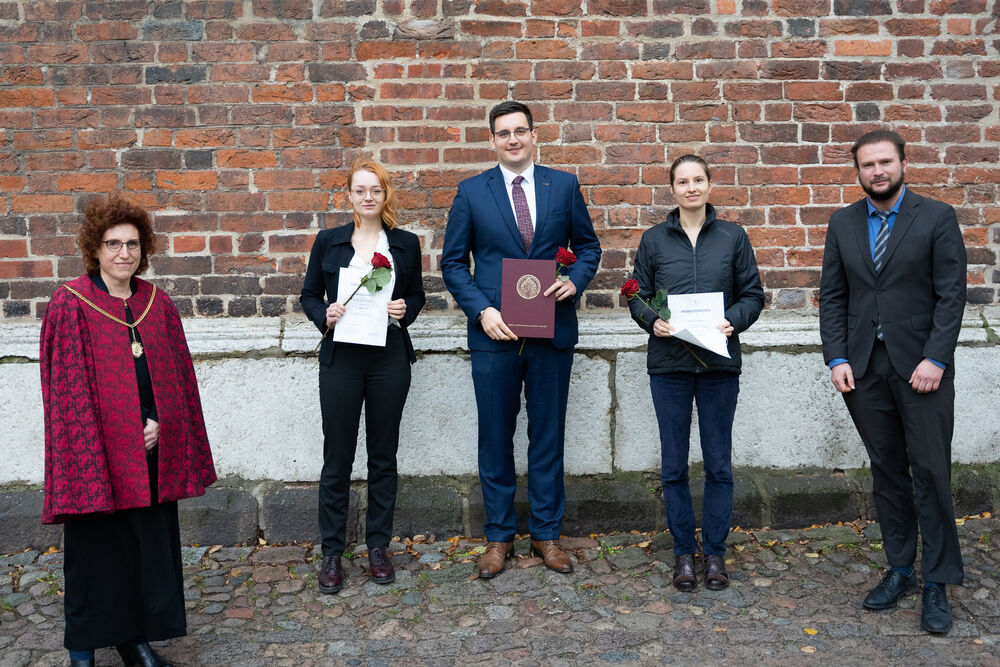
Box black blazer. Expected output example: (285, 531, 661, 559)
(300, 223, 425, 365)
(819, 190, 967, 379)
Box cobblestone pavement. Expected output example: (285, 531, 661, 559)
(3, 517, 1000, 666)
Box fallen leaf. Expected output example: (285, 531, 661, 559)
(637, 541, 650, 548)
(804, 628, 818, 635)
(231, 568, 242, 576)
(974, 639, 983, 644)
(955, 518, 966, 526)
(805, 553, 819, 558)
(208, 545, 221, 554)
(802, 646, 817, 653)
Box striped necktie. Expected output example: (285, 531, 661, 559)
(873, 209, 890, 340)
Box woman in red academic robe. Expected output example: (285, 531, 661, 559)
(40, 195, 216, 667)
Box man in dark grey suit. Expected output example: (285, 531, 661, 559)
(819, 129, 967, 634)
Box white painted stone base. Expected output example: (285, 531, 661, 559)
(2, 309, 998, 485)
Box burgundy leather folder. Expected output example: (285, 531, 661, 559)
(501, 258, 556, 338)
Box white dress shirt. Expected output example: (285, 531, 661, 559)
(498, 162, 536, 231)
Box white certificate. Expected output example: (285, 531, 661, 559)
(667, 292, 730, 359)
(332, 266, 390, 347)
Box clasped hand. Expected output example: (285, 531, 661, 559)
(326, 299, 407, 328)
(480, 279, 576, 341)
(652, 318, 733, 338)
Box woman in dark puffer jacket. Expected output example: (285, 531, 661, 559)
(628, 154, 764, 592)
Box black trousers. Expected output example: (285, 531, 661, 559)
(843, 340, 963, 585)
(318, 325, 411, 557)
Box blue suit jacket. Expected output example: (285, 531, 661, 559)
(441, 164, 601, 351)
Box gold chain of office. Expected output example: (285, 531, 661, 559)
(62, 284, 157, 359)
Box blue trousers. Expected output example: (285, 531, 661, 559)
(650, 371, 739, 555)
(471, 340, 573, 542)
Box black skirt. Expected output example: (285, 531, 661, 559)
(62, 453, 186, 650)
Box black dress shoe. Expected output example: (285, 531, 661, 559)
(673, 554, 696, 592)
(863, 569, 918, 610)
(920, 585, 953, 634)
(115, 641, 172, 667)
(318, 554, 344, 594)
(69, 660, 95, 667)
(704, 554, 729, 590)
(368, 546, 396, 584)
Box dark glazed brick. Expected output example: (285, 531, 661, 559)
(184, 150, 213, 169)
(227, 297, 258, 317)
(141, 20, 205, 41)
(307, 63, 367, 82)
(854, 102, 881, 121)
(834, 0, 892, 14)
(319, 0, 376, 16)
(145, 65, 207, 84)
(966, 286, 995, 304)
(196, 297, 224, 316)
(261, 297, 289, 316)
(201, 275, 263, 295)
(786, 19, 815, 37)
(3, 301, 30, 317)
(360, 20, 391, 39)
(122, 149, 182, 170)
(153, 1, 184, 18)
(641, 43, 672, 60)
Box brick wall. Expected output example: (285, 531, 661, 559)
(1, 0, 998, 319)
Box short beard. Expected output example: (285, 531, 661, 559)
(861, 174, 904, 203)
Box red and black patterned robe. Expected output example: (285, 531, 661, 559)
(40, 275, 216, 524)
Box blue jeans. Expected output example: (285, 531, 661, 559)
(650, 372, 739, 556)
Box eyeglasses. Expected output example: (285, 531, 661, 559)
(493, 127, 531, 140)
(103, 240, 141, 252)
(351, 187, 385, 198)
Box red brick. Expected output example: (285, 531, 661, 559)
(784, 82, 842, 101)
(631, 62, 693, 80)
(460, 20, 522, 37)
(589, 0, 646, 15)
(678, 104, 727, 121)
(382, 148, 440, 164)
(380, 83, 442, 98)
(268, 191, 328, 211)
(0, 240, 28, 258)
(217, 150, 278, 168)
(770, 41, 826, 58)
(884, 105, 943, 122)
(578, 166, 639, 185)
(616, 103, 674, 123)
(12, 195, 74, 213)
(251, 84, 313, 103)
(515, 39, 576, 59)
(158, 171, 219, 191)
(174, 235, 206, 253)
(723, 82, 782, 100)
(551, 102, 612, 121)
(397, 127, 462, 143)
(56, 173, 118, 192)
(793, 103, 853, 123)
(254, 170, 315, 190)
(75, 22, 138, 41)
(0, 88, 55, 107)
(26, 44, 89, 63)
(0, 260, 53, 279)
(749, 188, 811, 207)
(513, 81, 574, 100)
(834, 39, 892, 56)
(268, 233, 316, 253)
(760, 145, 818, 165)
(671, 81, 719, 101)
(930, 39, 986, 56)
(175, 128, 237, 147)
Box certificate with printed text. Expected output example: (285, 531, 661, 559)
(332, 266, 390, 347)
(666, 292, 731, 359)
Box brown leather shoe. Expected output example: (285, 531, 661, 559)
(368, 546, 395, 584)
(478, 541, 513, 579)
(673, 554, 696, 592)
(530, 539, 573, 573)
(704, 554, 729, 590)
(318, 555, 344, 594)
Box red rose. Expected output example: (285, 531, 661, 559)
(371, 252, 391, 270)
(620, 279, 640, 298)
(555, 247, 577, 266)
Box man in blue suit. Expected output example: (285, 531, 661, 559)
(442, 101, 601, 578)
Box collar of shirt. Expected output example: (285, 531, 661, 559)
(866, 184, 907, 222)
(498, 161, 535, 187)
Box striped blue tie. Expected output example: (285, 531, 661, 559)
(873, 210, 890, 340)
